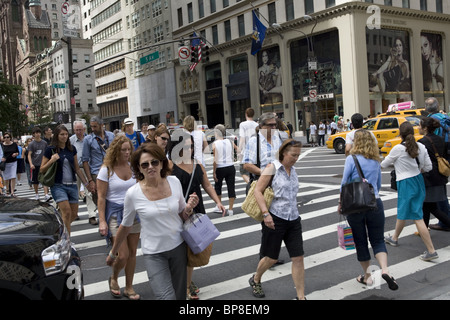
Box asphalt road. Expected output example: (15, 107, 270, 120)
(13, 146, 450, 303)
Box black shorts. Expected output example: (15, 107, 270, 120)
(214, 165, 236, 198)
(31, 166, 40, 184)
(260, 214, 304, 260)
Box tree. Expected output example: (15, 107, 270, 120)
(0, 74, 27, 137)
(28, 70, 52, 126)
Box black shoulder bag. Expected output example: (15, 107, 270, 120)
(340, 155, 377, 215)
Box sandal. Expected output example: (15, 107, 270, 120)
(356, 275, 367, 285)
(123, 290, 141, 300)
(249, 275, 265, 298)
(108, 276, 121, 298)
(382, 273, 399, 291)
(190, 281, 200, 294)
(187, 291, 199, 300)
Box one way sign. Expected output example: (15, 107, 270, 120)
(178, 46, 191, 66)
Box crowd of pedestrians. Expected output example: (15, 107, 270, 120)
(1, 96, 449, 300)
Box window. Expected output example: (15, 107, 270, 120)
(305, 0, 314, 14)
(363, 119, 377, 130)
(238, 15, 245, 37)
(72, 54, 78, 63)
(436, 0, 443, 13)
(210, 0, 216, 13)
(177, 8, 183, 27)
(402, 0, 410, 8)
(198, 0, 204, 18)
(420, 0, 427, 10)
(223, 0, 229, 7)
(384, 0, 392, 5)
(268, 2, 276, 25)
(324, 0, 336, 7)
(224, 20, 231, 42)
(377, 118, 398, 129)
(286, 0, 294, 20)
(212, 25, 218, 45)
(188, 3, 193, 23)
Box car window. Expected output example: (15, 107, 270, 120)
(363, 119, 377, 130)
(377, 118, 398, 129)
(405, 116, 421, 126)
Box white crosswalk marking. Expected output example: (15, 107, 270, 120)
(12, 147, 450, 300)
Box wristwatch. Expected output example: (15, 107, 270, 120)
(109, 251, 118, 259)
(262, 212, 270, 218)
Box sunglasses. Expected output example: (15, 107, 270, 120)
(139, 159, 161, 169)
(159, 136, 169, 141)
(4, 136, 10, 139)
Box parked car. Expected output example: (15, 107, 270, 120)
(326, 109, 423, 154)
(0, 198, 84, 300)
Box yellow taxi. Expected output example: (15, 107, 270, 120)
(326, 109, 423, 154)
(380, 134, 424, 156)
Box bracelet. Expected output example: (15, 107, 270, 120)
(109, 250, 118, 259)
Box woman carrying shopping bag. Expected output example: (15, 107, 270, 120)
(340, 129, 398, 290)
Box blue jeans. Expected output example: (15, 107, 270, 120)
(346, 198, 387, 262)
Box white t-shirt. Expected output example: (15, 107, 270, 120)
(190, 130, 206, 166)
(97, 165, 136, 205)
(345, 129, 376, 145)
(213, 139, 234, 168)
(122, 176, 186, 254)
(239, 120, 258, 156)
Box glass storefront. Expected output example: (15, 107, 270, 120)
(290, 29, 342, 132)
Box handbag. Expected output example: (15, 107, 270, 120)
(425, 136, 450, 177)
(241, 179, 274, 222)
(0, 161, 5, 171)
(339, 155, 377, 215)
(390, 156, 420, 191)
(337, 217, 355, 250)
(38, 149, 57, 187)
(180, 162, 220, 255)
(187, 243, 213, 267)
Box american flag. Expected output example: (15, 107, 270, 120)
(189, 32, 204, 72)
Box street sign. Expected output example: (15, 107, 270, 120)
(308, 61, 317, 71)
(52, 83, 66, 88)
(140, 51, 160, 65)
(178, 46, 191, 65)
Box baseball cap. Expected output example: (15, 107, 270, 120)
(124, 118, 134, 125)
(149, 125, 156, 130)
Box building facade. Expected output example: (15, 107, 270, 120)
(172, 0, 450, 132)
(86, 0, 178, 131)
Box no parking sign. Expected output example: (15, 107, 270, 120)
(178, 46, 191, 66)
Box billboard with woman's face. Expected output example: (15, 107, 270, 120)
(257, 46, 283, 110)
(368, 29, 411, 94)
(421, 32, 444, 92)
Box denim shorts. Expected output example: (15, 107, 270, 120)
(50, 183, 79, 204)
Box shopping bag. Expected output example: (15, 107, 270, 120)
(181, 213, 220, 254)
(337, 222, 355, 250)
(187, 243, 213, 267)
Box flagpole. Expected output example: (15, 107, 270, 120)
(249, 2, 283, 39)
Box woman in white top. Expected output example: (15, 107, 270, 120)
(212, 124, 238, 216)
(183, 115, 208, 166)
(98, 135, 140, 299)
(381, 122, 437, 261)
(106, 143, 198, 300)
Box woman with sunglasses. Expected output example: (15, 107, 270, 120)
(40, 125, 89, 234)
(148, 124, 171, 156)
(97, 135, 141, 300)
(106, 143, 198, 300)
(169, 130, 225, 300)
(1, 133, 19, 197)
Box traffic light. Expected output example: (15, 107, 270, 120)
(313, 70, 319, 82)
(191, 46, 198, 63)
(203, 45, 210, 62)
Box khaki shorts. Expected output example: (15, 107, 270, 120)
(109, 216, 141, 237)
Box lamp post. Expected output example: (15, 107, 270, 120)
(60, 36, 75, 133)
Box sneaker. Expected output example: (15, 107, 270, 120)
(228, 210, 233, 216)
(385, 235, 398, 247)
(420, 251, 438, 261)
(44, 194, 52, 202)
(35, 194, 40, 201)
(213, 206, 222, 213)
(249, 275, 265, 298)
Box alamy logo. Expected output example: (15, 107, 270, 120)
(367, 5, 381, 30)
(66, 265, 82, 290)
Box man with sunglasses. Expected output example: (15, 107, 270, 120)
(82, 116, 115, 225)
(243, 112, 285, 266)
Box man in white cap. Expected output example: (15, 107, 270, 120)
(123, 117, 145, 150)
(147, 124, 156, 141)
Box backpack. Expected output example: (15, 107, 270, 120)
(430, 113, 450, 142)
